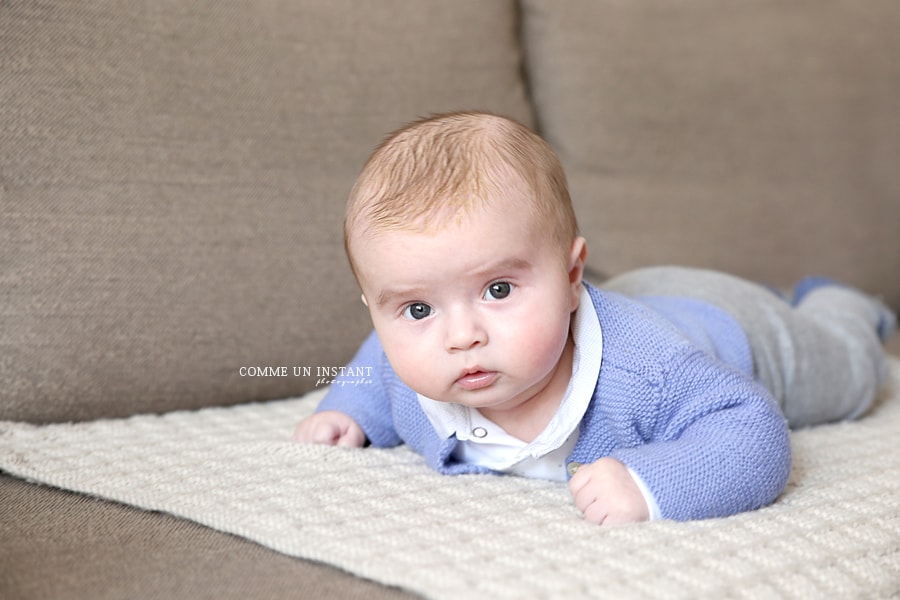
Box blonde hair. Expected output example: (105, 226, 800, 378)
(344, 111, 578, 276)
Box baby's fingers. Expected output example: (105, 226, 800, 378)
(292, 412, 344, 445)
(335, 421, 367, 448)
(569, 465, 591, 498)
(569, 469, 596, 511)
(292, 421, 331, 444)
(293, 411, 367, 448)
(309, 421, 344, 445)
(570, 479, 611, 525)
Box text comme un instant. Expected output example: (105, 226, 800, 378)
(238, 366, 374, 378)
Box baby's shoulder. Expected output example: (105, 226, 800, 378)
(588, 285, 697, 369)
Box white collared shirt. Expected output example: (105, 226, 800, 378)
(417, 285, 661, 519)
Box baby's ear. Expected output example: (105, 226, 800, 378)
(568, 237, 587, 283)
(567, 237, 588, 309)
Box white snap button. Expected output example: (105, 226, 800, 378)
(472, 427, 488, 438)
(566, 462, 582, 477)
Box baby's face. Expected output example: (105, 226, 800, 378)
(353, 196, 584, 415)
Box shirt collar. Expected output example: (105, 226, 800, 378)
(417, 284, 603, 460)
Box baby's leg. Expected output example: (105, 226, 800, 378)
(603, 266, 894, 428)
(783, 279, 894, 425)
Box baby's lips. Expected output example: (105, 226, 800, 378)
(454, 370, 498, 390)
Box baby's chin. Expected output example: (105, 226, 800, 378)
(410, 375, 530, 409)
(415, 388, 507, 409)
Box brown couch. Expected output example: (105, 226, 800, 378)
(3, 2, 898, 598)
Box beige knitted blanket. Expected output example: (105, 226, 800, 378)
(3, 359, 899, 599)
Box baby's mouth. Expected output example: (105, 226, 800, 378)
(454, 369, 498, 391)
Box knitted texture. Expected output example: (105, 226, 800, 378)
(319, 285, 791, 520)
(1, 358, 899, 599)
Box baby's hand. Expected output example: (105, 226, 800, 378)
(568, 457, 650, 526)
(292, 411, 366, 447)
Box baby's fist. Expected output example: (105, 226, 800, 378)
(568, 457, 649, 526)
(292, 411, 366, 447)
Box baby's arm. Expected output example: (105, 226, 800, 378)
(293, 411, 366, 447)
(607, 349, 792, 521)
(568, 458, 650, 525)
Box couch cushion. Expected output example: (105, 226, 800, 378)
(0, 476, 414, 600)
(522, 0, 900, 309)
(0, 0, 532, 422)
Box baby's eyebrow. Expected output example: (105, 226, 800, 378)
(475, 256, 533, 278)
(375, 286, 423, 309)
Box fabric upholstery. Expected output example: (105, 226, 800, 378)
(0, 0, 533, 422)
(0, 475, 415, 600)
(522, 0, 900, 309)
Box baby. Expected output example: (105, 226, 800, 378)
(294, 111, 895, 525)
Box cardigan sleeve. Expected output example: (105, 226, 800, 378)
(315, 330, 403, 448)
(609, 346, 792, 521)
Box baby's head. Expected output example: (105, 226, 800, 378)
(344, 111, 578, 277)
(345, 112, 586, 412)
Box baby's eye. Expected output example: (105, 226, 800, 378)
(484, 281, 513, 301)
(403, 302, 433, 320)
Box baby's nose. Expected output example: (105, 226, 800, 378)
(445, 308, 488, 351)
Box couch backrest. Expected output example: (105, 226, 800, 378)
(1, 0, 532, 422)
(522, 0, 900, 310)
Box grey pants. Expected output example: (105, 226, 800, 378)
(602, 266, 889, 428)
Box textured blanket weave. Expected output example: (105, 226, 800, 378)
(2, 360, 899, 599)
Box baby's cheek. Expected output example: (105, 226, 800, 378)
(386, 342, 440, 395)
(386, 346, 418, 380)
(517, 320, 569, 374)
